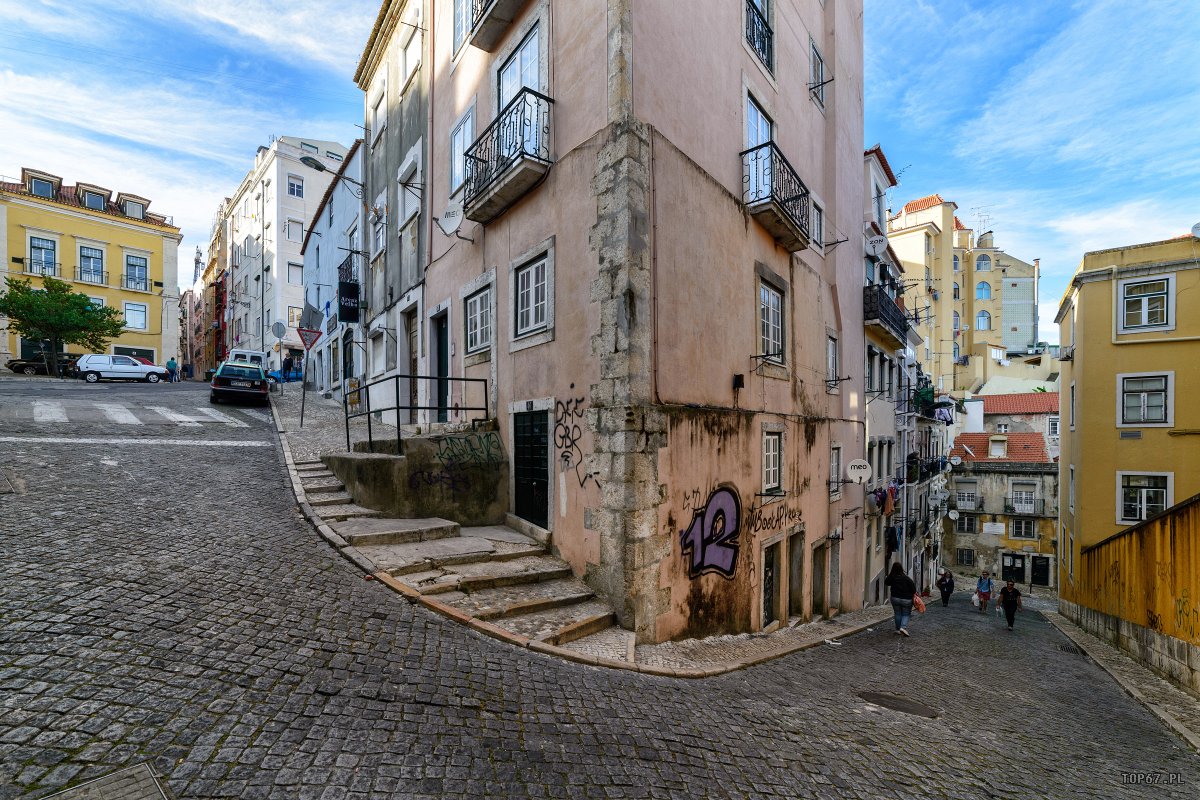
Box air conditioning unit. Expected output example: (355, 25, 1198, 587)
(962, 325, 970, 331)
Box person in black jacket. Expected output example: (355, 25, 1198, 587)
(884, 562, 917, 636)
(936, 569, 955, 607)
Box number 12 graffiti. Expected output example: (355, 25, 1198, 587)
(679, 487, 741, 579)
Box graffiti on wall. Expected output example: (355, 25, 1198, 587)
(408, 469, 472, 496)
(746, 501, 803, 534)
(555, 385, 597, 488)
(436, 431, 503, 469)
(679, 487, 742, 579)
(1176, 588, 1199, 639)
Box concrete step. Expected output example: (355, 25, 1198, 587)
(500, 600, 618, 644)
(304, 481, 347, 495)
(299, 471, 338, 483)
(363, 537, 545, 578)
(308, 491, 355, 507)
(294, 459, 325, 468)
(437, 578, 596, 621)
(335, 517, 460, 547)
(314, 504, 384, 522)
(397, 555, 571, 595)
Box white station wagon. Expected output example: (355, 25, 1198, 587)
(76, 354, 169, 383)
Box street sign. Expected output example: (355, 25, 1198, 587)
(297, 328, 322, 351)
(271, 321, 286, 339)
(846, 459, 873, 484)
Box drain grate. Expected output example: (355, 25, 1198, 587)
(858, 691, 940, 719)
(1057, 643, 1085, 655)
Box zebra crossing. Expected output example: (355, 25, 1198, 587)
(1, 399, 268, 428)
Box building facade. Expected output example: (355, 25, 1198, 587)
(1, 168, 182, 363)
(1056, 235, 1200, 599)
(217, 138, 348, 372)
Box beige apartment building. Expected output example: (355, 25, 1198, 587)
(389, 0, 867, 643)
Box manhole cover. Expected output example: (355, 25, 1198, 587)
(1057, 643, 1084, 655)
(858, 691, 940, 718)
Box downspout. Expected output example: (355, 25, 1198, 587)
(650, 133, 660, 403)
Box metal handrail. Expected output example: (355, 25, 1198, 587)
(122, 273, 151, 291)
(740, 141, 811, 238)
(337, 253, 358, 282)
(464, 87, 554, 208)
(25, 261, 61, 277)
(745, 0, 773, 70)
(75, 268, 109, 285)
(344, 372, 490, 453)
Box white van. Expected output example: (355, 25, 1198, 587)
(225, 349, 269, 369)
(76, 354, 169, 383)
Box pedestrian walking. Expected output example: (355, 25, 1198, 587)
(884, 562, 917, 637)
(999, 580, 1023, 630)
(282, 355, 294, 383)
(976, 571, 995, 613)
(936, 569, 954, 607)
(166, 357, 178, 383)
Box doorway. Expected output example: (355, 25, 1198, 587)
(1031, 556, 1050, 587)
(405, 310, 419, 424)
(788, 531, 805, 619)
(812, 544, 828, 618)
(433, 313, 449, 422)
(513, 410, 549, 529)
(1002, 553, 1026, 583)
(762, 541, 781, 628)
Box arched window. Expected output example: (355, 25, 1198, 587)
(976, 254, 992, 271)
(976, 281, 992, 300)
(953, 343, 960, 359)
(953, 255, 960, 272)
(953, 281, 960, 300)
(953, 311, 960, 330)
(976, 310, 991, 330)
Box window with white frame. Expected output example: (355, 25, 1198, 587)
(996, 423, 1009, 433)
(402, 27, 421, 86)
(399, 164, 420, 225)
(1069, 382, 1076, 428)
(465, 287, 491, 353)
(811, 203, 824, 248)
(873, 182, 885, 228)
(124, 302, 147, 330)
(88, 296, 104, 307)
(287, 220, 302, 242)
(1120, 276, 1172, 331)
(1120, 374, 1169, 425)
(826, 336, 839, 383)
(124, 200, 143, 219)
(865, 348, 876, 391)
(976, 310, 991, 330)
(29, 236, 56, 273)
(1012, 519, 1036, 539)
(829, 445, 842, 498)
(125, 255, 148, 290)
(1048, 415, 1060, 437)
(300, 142, 317, 153)
(955, 515, 977, 534)
(988, 437, 1007, 458)
(326, 151, 343, 161)
(371, 334, 385, 376)
(373, 217, 386, 256)
(810, 41, 827, 106)
(515, 257, 548, 335)
(79, 246, 103, 282)
(955, 482, 978, 507)
(953, 255, 960, 272)
(83, 191, 105, 210)
(763, 432, 782, 493)
(1120, 473, 1170, 522)
(453, 0, 469, 53)
(372, 92, 386, 142)
(976, 281, 991, 300)
(450, 108, 474, 194)
(976, 254, 991, 271)
(288, 307, 302, 327)
(30, 177, 53, 198)
(1068, 465, 1075, 512)
(499, 26, 540, 109)
(287, 175, 304, 198)
(288, 263, 303, 285)
(760, 282, 783, 362)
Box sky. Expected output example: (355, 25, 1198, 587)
(865, 0, 1200, 344)
(2, 1, 1198, 344)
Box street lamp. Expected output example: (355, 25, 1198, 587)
(300, 156, 364, 199)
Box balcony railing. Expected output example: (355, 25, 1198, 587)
(741, 141, 811, 251)
(745, 0, 773, 71)
(337, 253, 359, 283)
(1004, 497, 1047, 516)
(122, 274, 150, 292)
(953, 495, 985, 512)
(863, 284, 910, 349)
(25, 261, 60, 277)
(464, 87, 554, 224)
(75, 268, 108, 285)
(469, 0, 524, 52)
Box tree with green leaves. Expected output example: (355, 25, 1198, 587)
(0, 277, 128, 377)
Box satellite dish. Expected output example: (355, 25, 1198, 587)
(1191, 221, 1200, 238)
(865, 234, 888, 257)
(436, 199, 464, 236)
(949, 456, 963, 466)
(846, 459, 872, 484)
(947, 510, 960, 521)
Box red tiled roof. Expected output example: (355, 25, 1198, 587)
(902, 194, 945, 213)
(950, 433, 1051, 464)
(954, 216, 966, 230)
(0, 181, 177, 230)
(981, 393, 1059, 415)
(864, 144, 898, 186)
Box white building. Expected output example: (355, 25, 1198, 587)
(301, 140, 366, 399)
(223, 136, 348, 371)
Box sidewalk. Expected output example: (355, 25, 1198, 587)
(270, 384, 378, 463)
(1044, 610, 1200, 753)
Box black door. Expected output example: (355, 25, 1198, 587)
(434, 314, 449, 422)
(763, 541, 780, 627)
(513, 411, 549, 529)
(1002, 553, 1026, 583)
(1031, 556, 1050, 586)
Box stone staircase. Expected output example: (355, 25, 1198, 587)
(293, 460, 620, 647)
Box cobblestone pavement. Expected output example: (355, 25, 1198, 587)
(2, 380, 1198, 799)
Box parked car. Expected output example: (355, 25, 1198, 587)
(266, 367, 303, 384)
(5, 353, 83, 376)
(210, 361, 269, 405)
(75, 354, 169, 383)
(131, 356, 155, 366)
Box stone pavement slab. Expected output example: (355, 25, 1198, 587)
(44, 763, 169, 799)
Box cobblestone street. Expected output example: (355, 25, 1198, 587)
(1, 379, 1197, 799)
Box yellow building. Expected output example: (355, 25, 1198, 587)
(1056, 234, 1200, 601)
(0, 167, 182, 363)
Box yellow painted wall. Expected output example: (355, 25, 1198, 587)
(3, 191, 180, 361)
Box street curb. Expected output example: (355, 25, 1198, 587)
(1043, 611, 1200, 754)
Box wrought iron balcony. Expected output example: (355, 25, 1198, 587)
(741, 141, 811, 252)
(1004, 497, 1047, 516)
(464, 88, 554, 224)
(75, 268, 108, 285)
(745, 0, 773, 71)
(469, 0, 524, 52)
(863, 284, 910, 350)
(25, 260, 60, 277)
(337, 253, 359, 283)
(122, 274, 151, 292)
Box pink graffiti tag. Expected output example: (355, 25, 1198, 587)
(679, 487, 741, 579)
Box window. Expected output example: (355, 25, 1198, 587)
(80, 246, 104, 281)
(976, 281, 991, 300)
(300, 142, 318, 153)
(1068, 525, 1075, 580)
(515, 257, 548, 335)
(811, 203, 824, 248)
(953, 311, 960, 331)
(124, 200, 144, 219)
(288, 307, 302, 327)
(326, 201, 333, 229)
(124, 302, 148, 330)
(453, 0, 469, 53)
(403, 27, 421, 86)
(1008, 520, 1036, 537)
(810, 41, 827, 107)
(746, 95, 772, 149)
(988, 437, 1007, 458)
(499, 26, 539, 109)
(465, 287, 491, 353)
(956, 548, 975, 566)
(287, 219, 302, 242)
(326, 151, 343, 161)
(763, 432, 782, 493)
(83, 191, 105, 210)
(450, 108, 474, 193)
(996, 423, 1009, 433)
(287, 175, 304, 198)
(399, 164, 420, 224)
(873, 182, 885, 228)
(1048, 415, 1060, 437)
(88, 296, 104, 307)
(825, 335, 839, 387)
(955, 515, 977, 534)
(373, 218, 386, 255)
(976, 254, 991, 271)
(1011, 483, 1036, 514)
(29, 237, 56, 273)
(955, 483, 978, 507)
(975, 310, 991, 330)
(1068, 465, 1075, 512)
(829, 445, 842, 498)
(1120, 276, 1172, 331)
(1069, 382, 1076, 429)
(372, 94, 385, 141)
(759, 283, 783, 362)
(370, 334, 385, 376)
(953, 343, 960, 360)
(865, 348, 876, 391)
(30, 177, 53, 198)
(288, 263, 303, 285)
(953, 255, 960, 272)
(125, 255, 148, 291)
(1119, 474, 1170, 522)
(953, 282, 960, 300)
(864, 257, 875, 285)
(1120, 374, 1169, 425)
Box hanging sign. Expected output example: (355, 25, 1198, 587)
(338, 281, 360, 323)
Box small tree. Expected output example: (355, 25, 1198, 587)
(0, 277, 128, 377)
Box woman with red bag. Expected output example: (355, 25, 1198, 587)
(884, 562, 918, 637)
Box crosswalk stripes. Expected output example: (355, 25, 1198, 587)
(145, 406, 202, 427)
(32, 400, 68, 423)
(6, 399, 272, 428)
(235, 408, 272, 423)
(194, 407, 249, 427)
(95, 402, 142, 425)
